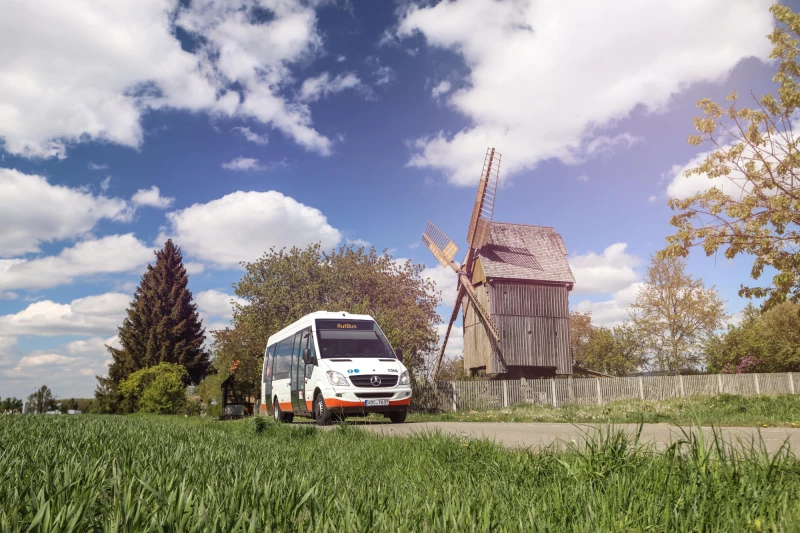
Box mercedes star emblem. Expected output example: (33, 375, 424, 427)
(370, 375, 382, 387)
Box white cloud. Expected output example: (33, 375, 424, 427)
(578, 174, 589, 183)
(569, 243, 641, 295)
(0, 0, 334, 159)
(647, 194, 658, 203)
(585, 133, 643, 156)
(131, 185, 174, 209)
(232, 126, 269, 145)
(423, 265, 459, 308)
(66, 335, 121, 355)
(336, 55, 346, 62)
(397, 0, 773, 185)
(100, 176, 111, 192)
(346, 238, 371, 248)
(431, 80, 452, 99)
(196, 289, 247, 323)
(0, 234, 153, 291)
(222, 157, 263, 171)
(184, 262, 206, 275)
(572, 282, 644, 328)
(665, 148, 756, 200)
(436, 323, 464, 359)
(162, 190, 342, 268)
(0, 291, 18, 300)
(298, 72, 361, 103)
(0, 292, 130, 337)
(88, 162, 108, 171)
(0, 168, 131, 257)
(17, 353, 75, 368)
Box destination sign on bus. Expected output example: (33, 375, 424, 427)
(316, 319, 373, 331)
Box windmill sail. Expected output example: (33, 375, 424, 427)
(466, 148, 500, 252)
(422, 221, 459, 269)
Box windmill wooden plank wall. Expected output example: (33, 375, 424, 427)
(422, 147, 575, 379)
(461, 223, 574, 377)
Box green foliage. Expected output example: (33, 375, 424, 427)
(663, 4, 800, 309)
(27, 385, 55, 414)
(98, 240, 209, 413)
(118, 363, 188, 415)
(707, 301, 800, 373)
(570, 312, 644, 376)
(631, 255, 727, 372)
(1, 415, 800, 531)
(210, 243, 441, 394)
(0, 397, 23, 413)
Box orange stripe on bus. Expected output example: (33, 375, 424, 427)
(279, 402, 293, 411)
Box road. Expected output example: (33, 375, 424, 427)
(333, 421, 800, 453)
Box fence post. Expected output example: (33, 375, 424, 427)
(452, 384, 457, 412)
(790, 373, 796, 395)
(596, 378, 602, 406)
(638, 376, 644, 400)
(754, 374, 760, 396)
(551, 379, 558, 407)
(567, 375, 574, 405)
(502, 380, 508, 408)
(718, 374, 723, 394)
(679, 375, 685, 398)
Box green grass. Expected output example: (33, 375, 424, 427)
(409, 393, 800, 428)
(2, 415, 800, 531)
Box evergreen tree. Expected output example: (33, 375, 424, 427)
(97, 240, 209, 411)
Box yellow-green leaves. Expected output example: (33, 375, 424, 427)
(663, 3, 800, 310)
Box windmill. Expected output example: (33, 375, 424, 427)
(423, 148, 576, 380)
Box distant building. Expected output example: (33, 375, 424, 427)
(67, 410, 82, 415)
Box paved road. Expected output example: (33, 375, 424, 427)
(338, 421, 800, 453)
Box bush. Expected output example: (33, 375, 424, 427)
(119, 363, 188, 415)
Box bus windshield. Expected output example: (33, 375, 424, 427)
(315, 319, 395, 359)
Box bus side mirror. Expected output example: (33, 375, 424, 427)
(303, 348, 315, 365)
(395, 348, 403, 362)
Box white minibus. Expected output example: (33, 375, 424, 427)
(260, 311, 412, 425)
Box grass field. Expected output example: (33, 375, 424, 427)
(409, 393, 800, 428)
(2, 415, 800, 531)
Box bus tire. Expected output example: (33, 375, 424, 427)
(273, 399, 293, 423)
(314, 393, 333, 426)
(388, 410, 407, 424)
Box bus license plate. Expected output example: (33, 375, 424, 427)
(365, 399, 389, 406)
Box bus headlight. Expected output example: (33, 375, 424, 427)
(399, 370, 409, 385)
(326, 371, 349, 387)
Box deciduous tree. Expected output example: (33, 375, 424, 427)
(210, 243, 441, 395)
(27, 385, 55, 414)
(663, 5, 800, 309)
(630, 255, 727, 372)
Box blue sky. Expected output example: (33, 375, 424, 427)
(0, 0, 794, 399)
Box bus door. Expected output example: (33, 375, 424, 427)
(263, 344, 275, 414)
(291, 327, 312, 416)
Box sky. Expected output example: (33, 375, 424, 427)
(0, 0, 794, 399)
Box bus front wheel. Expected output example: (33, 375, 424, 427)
(388, 410, 407, 424)
(314, 394, 333, 426)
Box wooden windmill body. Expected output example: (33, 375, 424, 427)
(423, 148, 576, 379)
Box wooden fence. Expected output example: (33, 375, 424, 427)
(412, 372, 800, 412)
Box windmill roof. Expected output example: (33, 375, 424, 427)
(477, 222, 575, 284)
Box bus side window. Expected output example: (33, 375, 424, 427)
(305, 333, 316, 379)
(264, 344, 275, 382)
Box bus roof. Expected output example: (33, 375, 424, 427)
(266, 311, 376, 345)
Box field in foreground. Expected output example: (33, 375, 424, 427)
(410, 393, 800, 427)
(2, 415, 800, 532)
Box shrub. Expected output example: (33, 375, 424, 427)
(119, 363, 188, 414)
